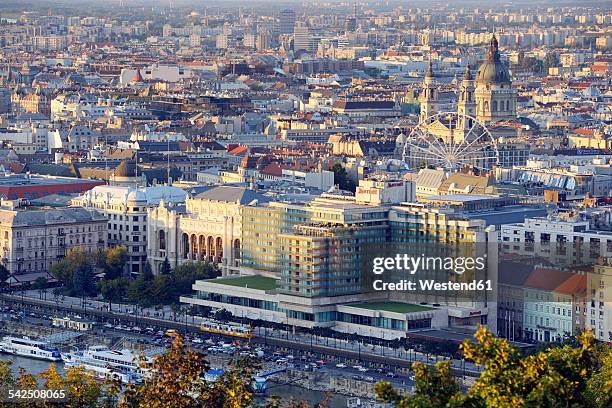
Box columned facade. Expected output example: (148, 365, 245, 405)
(147, 187, 263, 276)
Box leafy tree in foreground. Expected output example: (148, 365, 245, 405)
(376, 326, 612, 408)
(121, 334, 258, 408)
(0, 360, 117, 408)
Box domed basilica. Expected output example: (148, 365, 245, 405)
(418, 35, 518, 143)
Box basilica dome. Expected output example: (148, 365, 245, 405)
(475, 35, 511, 85)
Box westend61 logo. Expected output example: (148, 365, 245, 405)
(371, 254, 492, 292)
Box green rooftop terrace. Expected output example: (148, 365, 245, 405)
(211, 275, 279, 291)
(347, 301, 433, 313)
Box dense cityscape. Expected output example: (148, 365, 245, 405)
(0, 0, 610, 407)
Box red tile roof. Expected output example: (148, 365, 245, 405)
(229, 145, 249, 156)
(260, 163, 283, 177)
(524, 268, 586, 295)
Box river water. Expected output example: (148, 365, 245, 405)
(0, 354, 348, 407)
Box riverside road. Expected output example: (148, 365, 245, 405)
(0, 290, 480, 378)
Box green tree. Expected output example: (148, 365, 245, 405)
(33, 277, 48, 300)
(143, 261, 154, 280)
(126, 274, 153, 307)
(72, 261, 97, 298)
(376, 360, 470, 408)
(50, 248, 95, 296)
(98, 278, 130, 311)
(330, 163, 356, 192)
(172, 262, 219, 298)
(0, 263, 9, 289)
(160, 258, 172, 276)
(584, 344, 612, 407)
(376, 326, 610, 408)
(101, 246, 129, 280)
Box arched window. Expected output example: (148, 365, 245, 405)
(199, 235, 206, 260)
(492, 101, 498, 112)
(159, 230, 166, 251)
(506, 100, 510, 111)
(181, 233, 189, 259)
(190, 234, 197, 260)
(207, 236, 214, 262)
(233, 239, 241, 259)
(484, 101, 489, 113)
(215, 237, 223, 263)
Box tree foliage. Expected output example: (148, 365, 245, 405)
(376, 326, 612, 408)
(330, 163, 356, 192)
(0, 263, 10, 288)
(98, 277, 130, 310)
(121, 334, 258, 408)
(100, 262, 220, 308)
(97, 246, 129, 280)
(0, 360, 117, 408)
(50, 248, 98, 297)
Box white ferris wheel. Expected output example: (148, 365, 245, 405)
(401, 112, 500, 171)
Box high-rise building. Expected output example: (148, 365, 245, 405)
(278, 9, 296, 35)
(293, 22, 312, 52)
(182, 188, 497, 338)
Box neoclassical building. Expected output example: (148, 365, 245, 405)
(406, 34, 528, 168)
(419, 34, 518, 130)
(73, 184, 187, 275)
(147, 186, 270, 276)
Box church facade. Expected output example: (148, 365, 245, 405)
(405, 35, 528, 169)
(420, 35, 518, 129)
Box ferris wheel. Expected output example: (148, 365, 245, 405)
(401, 112, 500, 171)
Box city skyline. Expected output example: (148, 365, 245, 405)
(0, 0, 609, 406)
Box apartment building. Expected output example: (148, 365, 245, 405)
(73, 185, 186, 275)
(0, 201, 106, 283)
(501, 215, 612, 264)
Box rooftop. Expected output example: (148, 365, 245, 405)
(211, 275, 279, 291)
(347, 301, 433, 313)
(0, 174, 101, 187)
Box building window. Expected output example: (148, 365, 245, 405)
(159, 230, 166, 250)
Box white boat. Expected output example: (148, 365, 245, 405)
(61, 345, 151, 384)
(0, 336, 61, 362)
